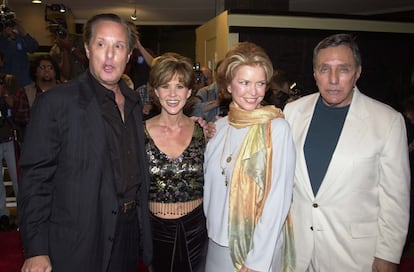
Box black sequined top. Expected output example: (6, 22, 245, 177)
(144, 123, 205, 203)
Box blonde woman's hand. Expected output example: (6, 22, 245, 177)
(205, 121, 216, 142)
(190, 116, 216, 142)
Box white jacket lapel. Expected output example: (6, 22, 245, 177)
(316, 88, 368, 198)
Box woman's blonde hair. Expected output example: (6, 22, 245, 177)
(216, 42, 273, 103)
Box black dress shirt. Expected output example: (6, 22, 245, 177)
(90, 72, 141, 200)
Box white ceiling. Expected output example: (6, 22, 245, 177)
(11, 0, 414, 25)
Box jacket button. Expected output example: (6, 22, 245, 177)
(310, 226, 313, 231)
(112, 210, 117, 215)
(312, 203, 318, 208)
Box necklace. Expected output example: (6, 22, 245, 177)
(220, 126, 233, 186)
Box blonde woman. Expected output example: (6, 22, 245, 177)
(204, 42, 295, 272)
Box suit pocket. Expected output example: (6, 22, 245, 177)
(350, 221, 378, 238)
(349, 221, 378, 268)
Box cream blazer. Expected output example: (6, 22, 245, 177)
(284, 88, 410, 271)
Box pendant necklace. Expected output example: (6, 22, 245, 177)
(220, 126, 233, 186)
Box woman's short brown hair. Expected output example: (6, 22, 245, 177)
(148, 52, 196, 115)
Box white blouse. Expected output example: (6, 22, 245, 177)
(204, 116, 295, 271)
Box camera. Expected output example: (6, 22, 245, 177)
(193, 62, 206, 86)
(193, 62, 200, 72)
(56, 26, 67, 39)
(48, 23, 67, 39)
(0, 5, 16, 30)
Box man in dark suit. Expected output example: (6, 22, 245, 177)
(18, 13, 152, 272)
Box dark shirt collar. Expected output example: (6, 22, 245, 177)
(317, 95, 350, 111)
(87, 70, 140, 106)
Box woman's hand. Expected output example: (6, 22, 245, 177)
(205, 121, 216, 142)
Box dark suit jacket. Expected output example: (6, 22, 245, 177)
(17, 72, 153, 272)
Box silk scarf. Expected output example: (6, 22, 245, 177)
(227, 102, 295, 271)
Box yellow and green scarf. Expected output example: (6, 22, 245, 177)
(227, 102, 295, 272)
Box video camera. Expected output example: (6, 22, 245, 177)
(44, 3, 68, 39)
(0, 1, 16, 30)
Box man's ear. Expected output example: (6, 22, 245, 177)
(84, 43, 90, 59)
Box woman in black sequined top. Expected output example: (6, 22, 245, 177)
(144, 52, 207, 272)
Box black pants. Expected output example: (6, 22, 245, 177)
(107, 207, 140, 272)
(151, 205, 207, 272)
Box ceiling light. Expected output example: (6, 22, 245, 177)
(130, 0, 137, 21)
(59, 4, 66, 13)
(130, 11, 137, 21)
(32, 0, 42, 3)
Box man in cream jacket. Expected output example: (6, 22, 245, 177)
(284, 33, 410, 272)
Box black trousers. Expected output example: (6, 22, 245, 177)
(107, 207, 140, 272)
(151, 205, 207, 272)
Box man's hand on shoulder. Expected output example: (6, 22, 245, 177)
(190, 116, 216, 142)
(21, 255, 52, 272)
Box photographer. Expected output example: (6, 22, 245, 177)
(49, 24, 88, 81)
(124, 21, 154, 89)
(0, 72, 22, 231)
(0, 16, 39, 90)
